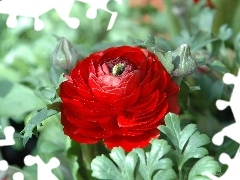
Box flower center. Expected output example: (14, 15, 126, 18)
(112, 63, 125, 76)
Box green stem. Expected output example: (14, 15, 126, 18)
(163, 0, 180, 40)
(178, 164, 184, 180)
(81, 144, 96, 170)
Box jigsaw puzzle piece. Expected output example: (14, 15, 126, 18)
(205, 148, 240, 180)
(212, 123, 240, 146)
(209, 69, 240, 179)
(0, 0, 79, 30)
(216, 99, 230, 111)
(0, 0, 53, 30)
(218, 69, 240, 121)
(76, 0, 122, 30)
(0, 160, 8, 171)
(0, 126, 15, 147)
(214, 69, 240, 146)
(0, 160, 24, 180)
(24, 155, 60, 180)
(54, 0, 80, 29)
(227, 70, 240, 121)
(222, 73, 237, 85)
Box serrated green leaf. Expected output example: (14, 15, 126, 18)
(110, 148, 137, 179)
(218, 24, 233, 41)
(20, 108, 58, 146)
(197, 8, 215, 33)
(133, 34, 155, 49)
(188, 156, 220, 180)
(181, 132, 210, 167)
(159, 113, 210, 171)
(91, 147, 138, 180)
(159, 113, 197, 150)
(190, 31, 218, 53)
(179, 124, 198, 150)
(153, 169, 177, 180)
(91, 154, 120, 180)
(159, 113, 181, 148)
(133, 139, 176, 180)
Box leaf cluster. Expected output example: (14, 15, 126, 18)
(19, 72, 66, 146)
(91, 113, 220, 180)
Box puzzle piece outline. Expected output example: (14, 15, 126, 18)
(24, 155, 60, 180)
(0, 126, 15, 147)
(205, 69, 240, 180)
(0, 0, 122, 31)
(213, 70, 240, 146)
(0, 159, 25, 180)
(0, 126, 24, 180)
(76, 0, 122, 30)
(0, 126, 60, 180)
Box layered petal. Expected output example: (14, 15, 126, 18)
(60, 46, 180, 152)
(104, 129, 160, 152)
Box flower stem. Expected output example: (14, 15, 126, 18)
(178, 166, 183, 180)
(81, 144, 95, 169)
(81, 142, 110, 169)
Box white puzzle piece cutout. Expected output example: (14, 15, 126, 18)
(0, 0, 79, 31)
(0, 160, 8, 171)
(0, 126, 24, 180)
(205, 148, 240, 180)
(24, 155, 60, 180)
(0, 126, 15, 146)
(205, 69, 240, 180)
(0, 0, 122, 31)
(0, 160, 24, 180)
(76, 0, 123, 30)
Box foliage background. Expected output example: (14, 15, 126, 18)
(0, 0, 240, 179)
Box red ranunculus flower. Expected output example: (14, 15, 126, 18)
(60, 46, 179, 152)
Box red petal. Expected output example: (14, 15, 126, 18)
(140, 76, 160, 97)
(127, 90, 163, 113)
(139, 59, 148, 77)
(124, 70, 141, 95)
(165, 92, 180, 114)
(89, 81, 124, 105)
(60, 79, 78, 99)
(100, 46, 143, 62)
(61, 112, 101, 144)
(164, 76, 180, 95)
(72, 68, 89, 92)
(74, 126, 113, 138)
(113, 87, 141, 109)
(120, 51, 145, 67)
(104, 129, 160, 152)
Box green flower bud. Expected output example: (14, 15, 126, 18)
(171, 44, 196, 77)
(50, 37, 80, 71)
